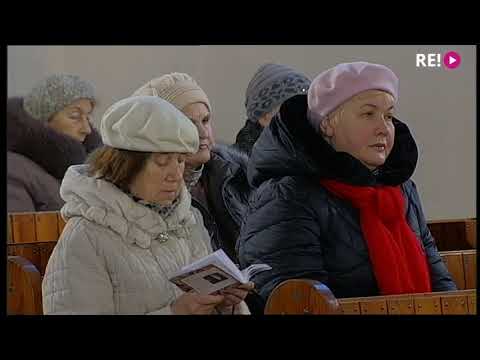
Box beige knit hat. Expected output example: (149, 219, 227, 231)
(100, 96, 199, 153)
(132, 73, 211, 112)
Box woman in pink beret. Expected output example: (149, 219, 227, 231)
(237, 62, 457, 311)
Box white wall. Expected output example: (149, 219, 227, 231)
(7, 45, 476, 220)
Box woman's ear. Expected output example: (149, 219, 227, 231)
(320, 116, 335, 137)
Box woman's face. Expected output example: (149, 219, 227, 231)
(48, 98, 94, 142)
(181, 102, 214, 169)
(130, 152, 186, 205)
(322, 90, 396, 170)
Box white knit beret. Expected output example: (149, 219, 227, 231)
(100, 96, 199, 153)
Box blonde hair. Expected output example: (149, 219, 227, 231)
(315, 104, 345, 148)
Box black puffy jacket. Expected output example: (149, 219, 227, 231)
(191, 143, 250, 263)
(237, 95, 457, 305)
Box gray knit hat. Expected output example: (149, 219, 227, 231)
(23, 74, 96, 122)
(245, 63, 311, 122)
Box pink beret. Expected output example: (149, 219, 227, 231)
(307, 62, 399, 124)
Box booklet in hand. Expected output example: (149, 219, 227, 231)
(169, 249, 271, 295)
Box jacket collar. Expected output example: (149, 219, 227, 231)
(60, 165, 197, 248)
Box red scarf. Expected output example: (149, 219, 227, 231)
(320, 179, 432, 295)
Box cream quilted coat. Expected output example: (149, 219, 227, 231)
(42, 165, 250, 315)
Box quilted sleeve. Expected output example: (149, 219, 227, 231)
(42, 220, 115, 314)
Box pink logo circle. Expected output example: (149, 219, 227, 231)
(443, 51, 461, 69)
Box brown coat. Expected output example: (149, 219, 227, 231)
(7, 97, 102, 213)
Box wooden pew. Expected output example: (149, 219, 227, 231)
(7, 256, 43, 315)
(7, 211, 65, 276)
(427, 218, 476, 251)
(439, 250, 476, 290)
(7, 211, 66, 315)
(265, 282, 475, 315)
(265, 249, 477, 315)
(6, 212, 477, 315)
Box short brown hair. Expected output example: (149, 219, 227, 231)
(87, 146, 150, 192)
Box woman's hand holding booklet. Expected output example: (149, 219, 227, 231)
(169, 249, 271, 295)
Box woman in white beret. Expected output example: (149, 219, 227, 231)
(42, 96, 252, 315)
(237, 62, 456, 309)
(132, 73, 250, 265)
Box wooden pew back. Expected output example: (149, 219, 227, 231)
(265, 249, 477, 315)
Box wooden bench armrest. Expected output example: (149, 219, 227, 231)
(7, 256, 43, 315)
(264, 279, 341, 315)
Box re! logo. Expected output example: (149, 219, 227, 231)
(416, 51, 461, 70)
